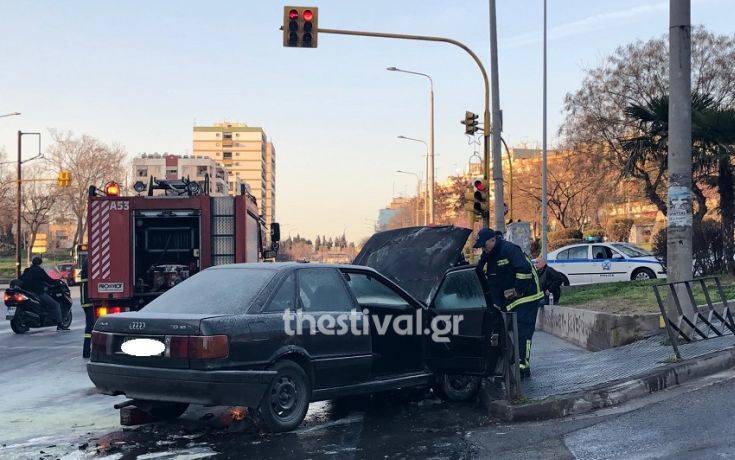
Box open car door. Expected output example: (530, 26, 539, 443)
(424, 266, 503, 376)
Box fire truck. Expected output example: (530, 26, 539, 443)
(86, 177, 279, 319)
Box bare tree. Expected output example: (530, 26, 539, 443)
(21, 165, 57, 265)
(47, 130, 127, 246)
(0, 148, 15, 246)
(515, 151, 609, 230)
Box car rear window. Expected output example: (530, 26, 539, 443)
(143, 268, 274, 314)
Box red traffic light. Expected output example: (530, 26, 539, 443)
(303, 9, 313, 21)
(473, 179, 486, 191)
(288, 9, 299, 20)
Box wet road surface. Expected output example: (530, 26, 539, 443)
(3, 288, 735, 459)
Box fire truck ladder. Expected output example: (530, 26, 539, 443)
(211, 197, 236, 265)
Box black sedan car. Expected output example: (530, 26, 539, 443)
(87, 226, 505, 432)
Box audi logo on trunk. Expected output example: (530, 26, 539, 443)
(128, 321, 146, 330)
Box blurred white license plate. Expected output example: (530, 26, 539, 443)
(121, 337, 165, 357)
(5, 307, 15, 318)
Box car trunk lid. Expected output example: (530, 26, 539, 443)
(353, 226, 472, 303)
(92, 311, 225, 368)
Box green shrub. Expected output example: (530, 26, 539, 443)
(549, 229, 583, 242)
(652, 219, 725, 276)
(607, 218, 634, 242)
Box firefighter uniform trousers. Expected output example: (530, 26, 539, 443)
(512, 297, 542, 371)
(80, 279, 94, 358)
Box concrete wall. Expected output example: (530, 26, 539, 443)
(536, 305, 662, 351)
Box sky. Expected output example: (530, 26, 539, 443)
(1, 0, 732, 242)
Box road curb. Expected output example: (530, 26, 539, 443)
(481, 346, 735, 422)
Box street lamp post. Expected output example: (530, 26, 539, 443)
(387, 67, 434, 224)
(397, 135, 429, 225)
(15, 131, 42, 278)
(397, 170, 422, 226)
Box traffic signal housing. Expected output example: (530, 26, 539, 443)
(461, 111, 479, 135)
(471, 179, 489, 218)
(283, 6, 318, 48)
(57, 170, 72, 187)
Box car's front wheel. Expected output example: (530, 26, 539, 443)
(433, 374, 481, 402)
(256, 360, 311, 432)
(632, 267, 656, 281)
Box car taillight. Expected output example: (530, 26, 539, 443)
(190, 335, 229, 360)
(91, 331, 111, 355)
(165, 335, 229, 360)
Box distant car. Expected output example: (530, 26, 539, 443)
(87, 226, 505, 432)
(57, 262, 75, 285)
(547, 242, 666, 286)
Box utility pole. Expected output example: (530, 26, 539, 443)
(541, 0, 549, 259)
(428, 81, 435, 224)
(15, 131, 21, 278)
(668, 0, 694, 316)
(489, 0, 505, 232)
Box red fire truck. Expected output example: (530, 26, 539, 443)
(86, 177, 279, 319)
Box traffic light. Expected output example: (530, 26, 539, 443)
(57, 170, 71, 187)
(461, 111, 479, 135)
(462, 111, 479, 135)
(471, 179, 489, 217)
(283, 6, 318, 48)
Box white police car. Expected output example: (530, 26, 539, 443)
(547, 242, 666, 286)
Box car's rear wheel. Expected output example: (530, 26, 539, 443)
(256, 360, 311, 432)
(433, 374, 481, 402)
(561, 274, 570, 286)
(632, 267, 656, 281)
(10, 316, 28, 334)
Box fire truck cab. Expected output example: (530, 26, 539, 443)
(87, 178, 278, 318)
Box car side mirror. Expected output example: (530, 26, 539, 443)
(270, 222, 281, 242)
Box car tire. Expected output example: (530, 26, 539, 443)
(561, 275, 570, 286)
(433, 374, 481, 402)
(632, 268, 656, 281)
(138, 401, 189, 420)
(10, 316, 28, 334)
(256, 360, 311, 433)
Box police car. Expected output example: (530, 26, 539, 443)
(547, 242, 666, 286)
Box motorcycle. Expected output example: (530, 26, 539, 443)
(3, 279, 72, 334)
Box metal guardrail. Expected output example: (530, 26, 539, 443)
(653, 276, 734, 360)
(501, 311, 522, 401)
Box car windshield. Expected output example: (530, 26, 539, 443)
(143, 267, 275, 314)
(611, 243, 652, 258)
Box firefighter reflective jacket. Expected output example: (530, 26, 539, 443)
(475, 238, 543, 311)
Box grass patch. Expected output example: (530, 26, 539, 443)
(0, 252, 74, 280)
(557, 276, 735, 314)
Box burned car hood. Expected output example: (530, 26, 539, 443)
(353, 226, 472, 303)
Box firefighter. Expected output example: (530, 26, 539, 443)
(474, 227, 543, 378)
(76, 252, 94, 358)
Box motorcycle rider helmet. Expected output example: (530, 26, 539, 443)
(31, 256, 43, 266)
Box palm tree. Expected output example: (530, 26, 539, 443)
(622, 93, 735, 273)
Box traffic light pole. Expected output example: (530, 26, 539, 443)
(315, 27, 497, 227)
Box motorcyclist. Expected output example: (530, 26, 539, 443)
(20, 256, 69, 331)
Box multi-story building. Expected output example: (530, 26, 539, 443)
(192, 122, 276, 228)
(132, 153, 229, 196)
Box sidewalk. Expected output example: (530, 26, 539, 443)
(525, 331, 735, 399)
(484, 330, 735, 421)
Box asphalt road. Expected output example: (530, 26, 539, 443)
(2, 290, 735, 459)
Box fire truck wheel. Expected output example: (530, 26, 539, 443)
(10, 317, 28, 334)
(433, 374, 481, 402)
